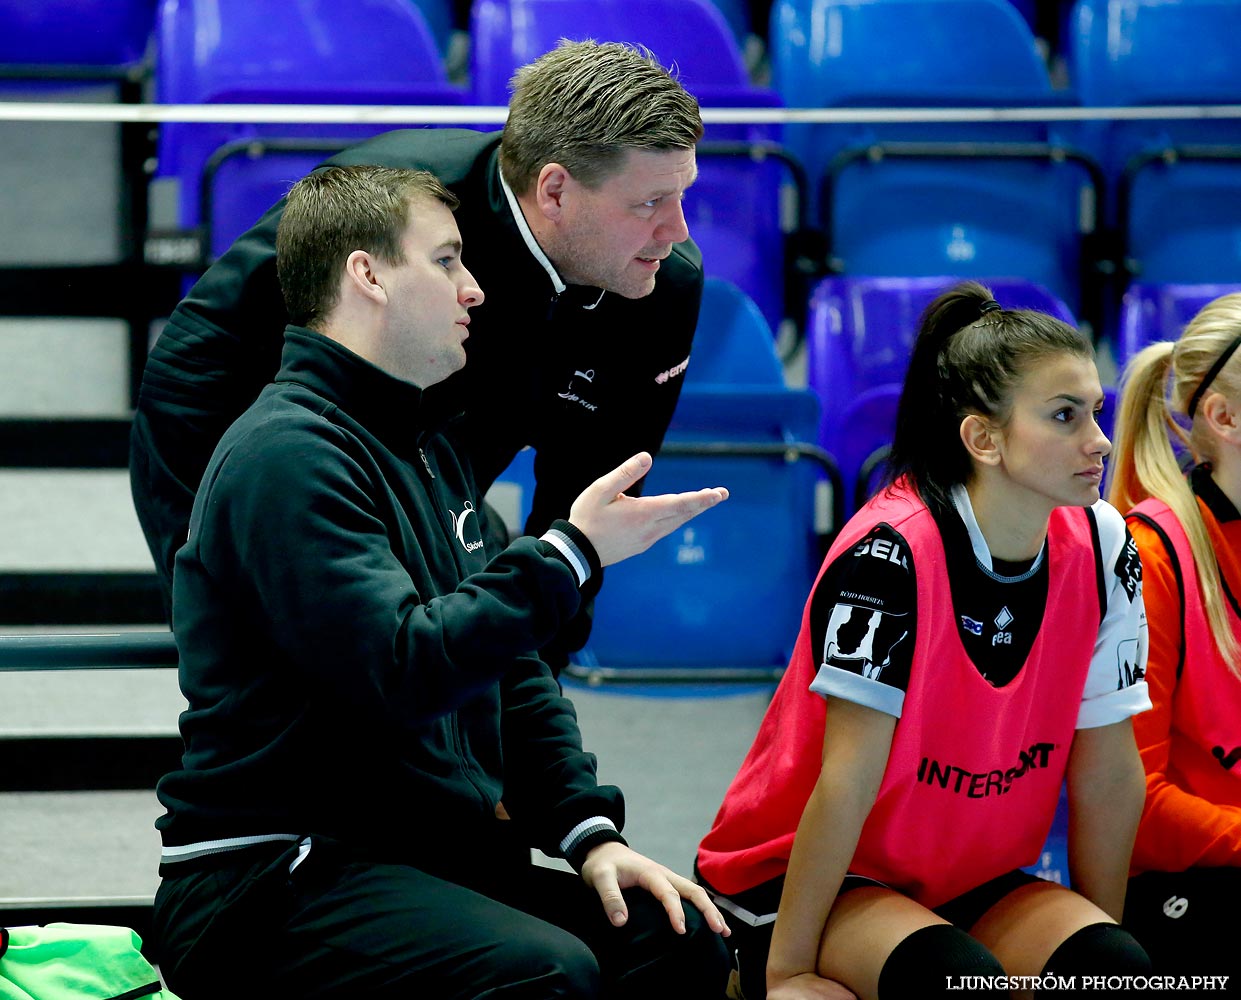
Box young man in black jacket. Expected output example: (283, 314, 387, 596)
(152, 164, 731, 998)
(130, 40, 704, 668)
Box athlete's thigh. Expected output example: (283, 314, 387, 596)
(817, 886, 950, 999)
(967, 878, 1112, 977)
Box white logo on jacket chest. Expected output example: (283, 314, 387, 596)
(450, 501, 485, 553)
(558, 369, 599, 411)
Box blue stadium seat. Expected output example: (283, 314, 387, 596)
(468, 0, 799, 333)
(0, 0, 155, 78)
(706, 0, 752, 46)
(686, 277, 785, 385)
(770, 0, 1100, 319)
(1070, 0, 1241, 110)
(1069, 0, 1241, 285)
(770, 0, 1059, 184)
(684, 87, 799, 336)
(1117, 282, 1241, 371)
(807, 275, 1078, 514)
(470, 0, 752, 103)
(153, 0, 465, 266)
(568, 280, 840, 681)
(409, 0, 457, 60)
(771, 0, 1052, 115)
(1024, 782, 1070, 887)
(1006, 0, 1037, 34)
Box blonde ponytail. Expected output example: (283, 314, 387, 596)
(1109, 294, 1241, 673)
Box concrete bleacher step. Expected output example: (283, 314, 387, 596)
(0, 653, 181, 926)
(0, 468, 164, 624)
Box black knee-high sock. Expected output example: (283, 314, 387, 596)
(877, 924, 1006, 998)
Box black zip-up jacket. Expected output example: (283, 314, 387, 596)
(132, 129, 704, 617)
(156, 327, 625, 874)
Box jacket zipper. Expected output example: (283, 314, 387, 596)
(414, 435, 492, 811)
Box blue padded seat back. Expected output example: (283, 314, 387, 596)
(155, 0, 463, 256)
(1118, 282, 1241, 370)
(1068, 0, 1241, 275)
(470, 0, 750, 105)
(685, 278, 783, 387)
(0, 0, 155, 69)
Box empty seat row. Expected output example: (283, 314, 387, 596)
(3, 0, 1237, 343)
(145, 0, 1240, 329)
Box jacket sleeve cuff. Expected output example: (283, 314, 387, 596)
(559, 815, 627, 872)
(539, 519, 602, 588)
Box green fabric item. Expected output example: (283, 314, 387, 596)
(0, 923, 180, 1000)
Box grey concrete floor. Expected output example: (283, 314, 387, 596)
(0, 665, 771, 902)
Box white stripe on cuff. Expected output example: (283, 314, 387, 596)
(559, 815, 618, 856)
(160, 833, 300, 862)
(542, 529, 589, 586)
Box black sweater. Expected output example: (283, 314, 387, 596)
(132, 128, 704, 606)
(156, 327, 625, 874)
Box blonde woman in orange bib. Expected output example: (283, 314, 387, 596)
(1109, 291, 1241, 981)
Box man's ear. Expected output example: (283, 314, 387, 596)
(1200, 391, 1241, 447)
(533, 162, 572, 221)
(344, 249, 385, 304)
(960, 413, 1002, 466)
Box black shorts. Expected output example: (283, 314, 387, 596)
(698, 867, 1042, 1000)
(1125, 867, 1241, 977)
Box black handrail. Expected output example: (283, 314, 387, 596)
(1118, 143, 1241, 280)
(855, 444, 892, 513)
(199, 136, 357, 266)
(0, 631, 177, 671)
(696, 139, 811, 232)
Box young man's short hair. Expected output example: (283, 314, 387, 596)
(276, 165, 459, 329)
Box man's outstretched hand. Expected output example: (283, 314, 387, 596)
(568, 452, 728, 567)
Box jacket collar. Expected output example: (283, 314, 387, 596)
(1191, 462, 1241, 524)
(498, 165, 566, 295)
(274, 326, 458, 444)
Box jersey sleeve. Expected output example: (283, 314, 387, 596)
(1077, 501, 1153, 728)
(807, 524, 916, 717)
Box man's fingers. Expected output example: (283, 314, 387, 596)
(648, 487, 730, 529)
(593, 872, 629, 927)
(643, 874, 689, 934)
(585, 452, 653, 505)
(667, 874, 731, 936)
(567, 462, 729, 567)
(611, 488, 729, 560)
(675, 486, 729, 517)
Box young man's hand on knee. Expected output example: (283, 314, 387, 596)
(580, 841, 731, 937)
